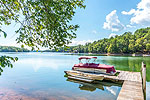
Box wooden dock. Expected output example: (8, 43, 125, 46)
(117, 81, 144, 100)
(115, 71, 144, 100)
(97, 70, 144, 100)
(65, 70, 145, 100)
(103, 70, 142, 83)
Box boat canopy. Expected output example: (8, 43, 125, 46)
(78, 56, 97, 60)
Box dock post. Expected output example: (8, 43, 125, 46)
(141, 62, 146, 94)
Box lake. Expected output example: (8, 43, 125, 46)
(0, 52, 149, 100)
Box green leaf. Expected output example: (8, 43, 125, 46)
(0, 29, 7, 38)
(21, 44, 24, 48)
(15, 57, 18, 61)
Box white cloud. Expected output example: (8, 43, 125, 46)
(103, 10, 125, 32)
(126, 25, 136, 28)
(109, 33, 117, 38)
(69, 40, 93, 46)
(122, 0, 150, 26)
(121, 9, 136, 15)
(137, 0, 150, 9)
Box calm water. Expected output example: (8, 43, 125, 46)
(0, 52, 149, 100)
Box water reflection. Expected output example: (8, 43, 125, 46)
(69, 53, 150, 82)
(98, 56, 150, 82)
(66, 78, 121, 96)
(147, 82, 150, 100)
(0, 52, 149, 100)
(67, 79, 104, 91)
(0, 88, 37, 100)
(17, 58, 61, 72)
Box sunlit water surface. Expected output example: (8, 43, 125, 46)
(0, 52, 149, 100)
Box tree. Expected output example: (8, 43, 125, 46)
(61, 27, 150, 54)
(107, 44, 113, 53)
(0, 0, 85, 74)
(146, 43, 150, 53)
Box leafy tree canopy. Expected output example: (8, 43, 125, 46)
(0, 0, 85, 74)
(51, 27, 150, 54)
(0, 0, 85, 49)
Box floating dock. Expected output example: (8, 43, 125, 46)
(65, 69, 145, 100)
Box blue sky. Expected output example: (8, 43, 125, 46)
(1, 0, 150, 47)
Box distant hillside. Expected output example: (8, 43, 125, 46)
(47, 27, 150, 54)
(0, 46, 30, 52)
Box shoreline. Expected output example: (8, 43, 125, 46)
(1, 51, 150, 57)
(65, 53, 150, 57)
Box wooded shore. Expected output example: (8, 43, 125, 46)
(65, 52, 150, 57)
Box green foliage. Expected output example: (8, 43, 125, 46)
(0, 0, 85, 50)
(0, 29, 7, 38)
(0, 46, 28, 74)
(0, 56, 18, 75)
(146, 43, 150, 51)
(0, 46, 30, 52)
(0, 0, 85, 74)
(51, 27, 150, 54)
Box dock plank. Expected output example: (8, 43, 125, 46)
(103, 70, 142, 83)
(68, 76, 94, 83)
(116, 70, 142, 83)
(117, 81, 144, 100)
